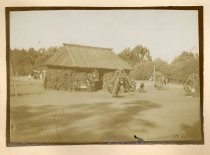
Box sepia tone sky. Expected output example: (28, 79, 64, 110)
(10, 10, 199, 63)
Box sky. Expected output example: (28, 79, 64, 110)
(10, 10, 199, 63)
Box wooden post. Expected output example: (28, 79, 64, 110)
(112, 70, 121, 95)
(153, 63, 156, 86)
(122, 69, 135, 92)
(10, 62, 17, 96)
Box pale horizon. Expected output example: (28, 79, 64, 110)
(10, 10, 199, 63)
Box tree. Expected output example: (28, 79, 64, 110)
(130, 61, 153, 80)
(131, 45, 152, 62)
(172, 51, 196, 64)
(118, 45, 152, 80)
(153, 58, 170, 79)
(118, 45, 152, 65)
(170, 51, 199, 83)
(130, 58, 171, 80)
(118, 48, 131, 62)
(10, 46, 58, 75)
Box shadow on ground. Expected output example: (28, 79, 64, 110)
(10, 100, 161, 143)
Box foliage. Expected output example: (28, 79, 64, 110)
(130, 58, 170, 80)
(118, 45, 170, 80)
(118, 45, 152, 65)
(130, 61, 153, 80)
(153, 58, 170, 79)
(169, 51, 199, 83)
(10, 47, 58, 75)
(119, 45, 199, 84)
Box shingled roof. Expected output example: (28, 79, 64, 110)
(45, 44, 131, 70)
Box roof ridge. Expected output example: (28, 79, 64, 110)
(63, 43, 113, 51)
(45, 43, 131, 70)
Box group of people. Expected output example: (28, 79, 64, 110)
(184, 74, 199, 97)
(28, 69, 46, 81)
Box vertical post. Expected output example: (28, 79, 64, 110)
(112, 70, 120, 96)
(10, 62, 17, 96)
(153, 63, 156, 78)
(153, 63, 156, 87)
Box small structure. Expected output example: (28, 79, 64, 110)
(107, 69, 136, 96)
(44, 43, 131, 92)
(184, 73, 200, 97)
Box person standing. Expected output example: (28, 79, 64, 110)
(116, 78, 124, 95)
(139, 81, 144, 93)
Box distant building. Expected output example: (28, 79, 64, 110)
(44, 43, 131, 91)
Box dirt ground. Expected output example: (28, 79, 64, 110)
(9, 81, 202, 143)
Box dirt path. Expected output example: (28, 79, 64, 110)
(10, 81, 202, 143)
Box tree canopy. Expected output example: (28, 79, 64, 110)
(10, 47, 59, 75)
(118, 45, 199, 83)
(169, 51, 199, 83)
(118, 45, 152, 65)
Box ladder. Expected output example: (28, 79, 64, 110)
(109, 69, 135, 96)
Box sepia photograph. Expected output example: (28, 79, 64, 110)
(7, 7, 203, 145)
